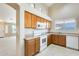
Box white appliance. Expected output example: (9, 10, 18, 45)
(40, 35, 47, 51)
(66, 36, 79, 50)
(36, 22, 46, 29)
(34, 30, 48, 52)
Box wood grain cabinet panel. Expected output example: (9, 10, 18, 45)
(31, 14, 37, 29)
(24, 11, 32, 28)
(53, 35, 59, 45)
(47, 34, 52, 46)
(41, 18, 44, 23)
(58, 35, 66, 47)
(24, 11, 51, 29)
(35, 38, 40, 53)
(25, 39, 35, 56)
(24, 38, 40, 56)
(37, 16, 41, 22)
(51, 34, 54, 43)
(51, 35, 66, 47)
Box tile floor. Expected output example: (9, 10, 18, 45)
(0, 36, 16, 56)
(36, 44, 79, 56)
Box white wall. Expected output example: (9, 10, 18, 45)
(18, 4, 24, 56)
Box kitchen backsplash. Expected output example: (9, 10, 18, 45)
(25, 28, 49, 36)
(34, 29, 48, 36)
(24, 29, 34, 37)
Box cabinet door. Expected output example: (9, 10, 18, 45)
(73, 36, 78, 49)
(47, 35, 52, 46)
(35, 38, 40, 53)
(25, 39, 35, 56)
(41, 18, 44, 23)
(37, 16, 41, 22)
(24, 11, 32, 28)
(51, 35, 54, 43)
(53, 35, 59, 45)
(58, 35, 66, 47)
(66, 36, 78, 49)
(31, 14, 37, 29)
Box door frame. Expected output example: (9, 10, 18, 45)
(6, 3, 20, 56)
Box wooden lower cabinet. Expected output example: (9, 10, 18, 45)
(24, 39, 35, 56)
(51, 35, 66, 47)
(53, 35, 59, 45)
(58, 35, 66, 47)
(47, 34, 52, 46)
(24, 37, 40, 56)
(35, 38, 40, 53)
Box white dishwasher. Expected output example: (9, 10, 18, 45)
(66, 36, 79, 50)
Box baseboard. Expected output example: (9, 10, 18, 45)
(66, 47, 79, 51)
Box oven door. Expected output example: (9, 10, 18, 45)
(40, 35, 47, 46)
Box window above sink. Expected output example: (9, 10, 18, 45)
(55, 19, 77, 31)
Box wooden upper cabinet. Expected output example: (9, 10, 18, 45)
(37, 17, 45, 23)
(37, 16, 41, 22)
(24, 11, 32, 28)
(31, 14, 37, 29)
(41, 18, 44, 23)
(24, 11, 51, 29)
(44, 19, 47, 23)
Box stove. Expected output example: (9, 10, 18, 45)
(34, 30, 48, 52)
(40, 35, 47, 51)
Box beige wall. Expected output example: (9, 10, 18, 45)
(48, 3, 79, 32)
(48, 3, 79, 19)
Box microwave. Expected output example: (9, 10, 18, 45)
(36, 22, 46, 29)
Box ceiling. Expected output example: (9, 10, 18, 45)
(42, 3, 54, 7)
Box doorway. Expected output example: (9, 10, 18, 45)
(0, 3, 20, 56)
